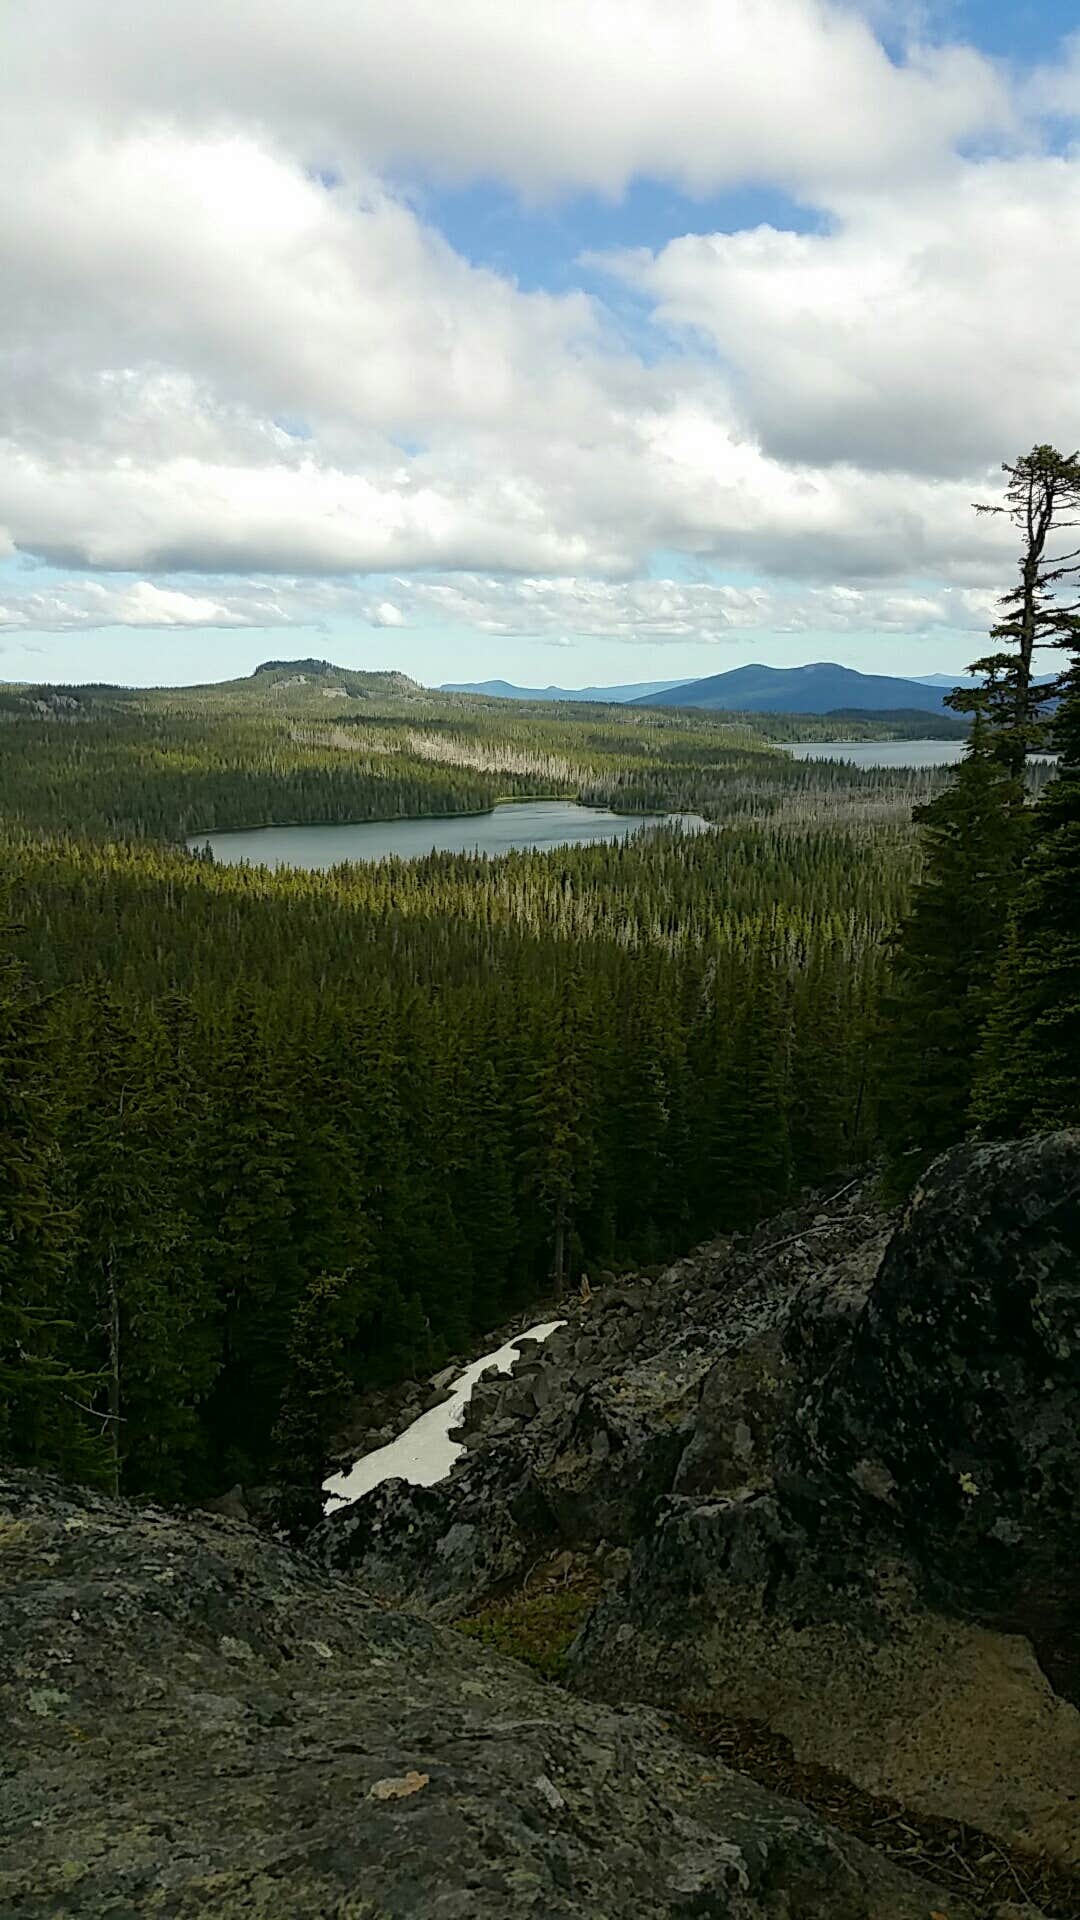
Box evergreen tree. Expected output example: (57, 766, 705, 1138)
(273, 1262, 372, 1534)
(788, 941, 859, 1187)
(954, 445, 1080, 775)
(714, 955, 792, 1229)
(974, 663, 1080, 1133)
(453, 1056, 518, 1329)
(520, 999, 596, 1291)
(0, 682, 913, 1497)
(881, 447, 1080, 1184)
(0, 918, 99, 1477)
(202, 995, 301, 1485)
(62, 989, 220, 1498)
(879, 715, 1028, 1183)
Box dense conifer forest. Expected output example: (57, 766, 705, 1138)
(0, 674, 953, 841)
(0, 669, 926, 1514)
(3, 462, 1078, 1523)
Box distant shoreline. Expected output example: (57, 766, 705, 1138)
(183, 794, 703, 850)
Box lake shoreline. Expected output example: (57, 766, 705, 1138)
(187, 798, 712, 872)
(181, 790, 686, 844)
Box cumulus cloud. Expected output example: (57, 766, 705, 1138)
(1025, 32, 1080, 119)
(1, 131, 608, 447)
(0, 580, 299, 633)
(0, 445, 637, 576)
(9, 0, 1007, 198)
(593, 156, 1080, 476)
(358, 573, 1000, 641)
(0, 426, 1017, 584)
(2, 566, 999, 646)
(0, 0, 1074, 663)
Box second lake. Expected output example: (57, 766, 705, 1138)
(188, 799, 710, 870)
(782, 738, 968, 768)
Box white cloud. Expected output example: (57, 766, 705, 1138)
(0, 422, 1017, 586)
(0, 445, 634, 575)
(9, 0, 1007, 198)
(358, 572, 997, 641)
(0, 130, 606, 445)
(0, 0, 1075, 669)
(593, 154, 1080, 476)
(0, 567, 997, 645)
(1025, 31, 1080, 119)
(0, 580, 297, 633)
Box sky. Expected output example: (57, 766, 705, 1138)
(4, 2, 1080, 692)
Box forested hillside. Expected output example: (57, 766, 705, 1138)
(5, 553, 1074, 1523)
(0, 668, 950, 841)
(0, 672, 925, 1516)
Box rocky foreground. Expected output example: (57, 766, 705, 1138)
(317, 1136, 1080, 1876)
(2, 1134, 1078, 1916)
(1, 1470, 975, 1919)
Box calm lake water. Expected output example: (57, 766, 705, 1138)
(783, 739, 968, 768)
(188, 799, 710, 870)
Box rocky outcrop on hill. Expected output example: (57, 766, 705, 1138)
(315, 1138, 1080, 1870)
(569, 1136, 1080, 1864)
(796, 1136, 1080, 1683)
(6, 1138, 1073, 1912)
(312, 1180, 891, 1613)
(0, 1469, 971, 1919)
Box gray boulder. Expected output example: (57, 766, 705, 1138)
(791, 1134, 1080, 1696)
(0, 1469, 968, 1920)
(569, 1137, 1080, 1863)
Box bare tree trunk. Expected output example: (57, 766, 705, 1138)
(553, 1201, 567, 1294)
(105, 1246, 121, 1498)
(850, 1042, 869, 1152)
(1013, 470, 1054, 771)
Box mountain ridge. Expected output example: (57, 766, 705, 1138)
(634, 660, 955, 714)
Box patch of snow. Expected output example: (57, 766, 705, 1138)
(322, 1320, 565, 1513)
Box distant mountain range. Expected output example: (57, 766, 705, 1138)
(440, 678, 684, 703)
(108, 658, 1051, 721)
(439, 663, 986, 715)
(635, 662, 962, 714)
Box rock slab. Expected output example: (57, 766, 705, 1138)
(0, 1470, 967, 1919)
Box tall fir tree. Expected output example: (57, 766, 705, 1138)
(955, 445, 1080, 775)
(520, 996, 597, 1291)
(62, 988, 220, 1499)
(273, 1260, 374, 1534)
(974, 661, 1080, 1133)
(715, 953, 792, 1229)
(453, 1055, 518, 1329)
(0, 917, 101, 1479)
(879, 714, 1028, 1183)
(202, 994, 302, 1485)
(881, 446, 1080, 1182)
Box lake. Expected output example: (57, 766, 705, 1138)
(783, 739, 968, 768)
(188, 799, 710, 869)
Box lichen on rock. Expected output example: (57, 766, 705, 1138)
(0, 1468, 969, 1919)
